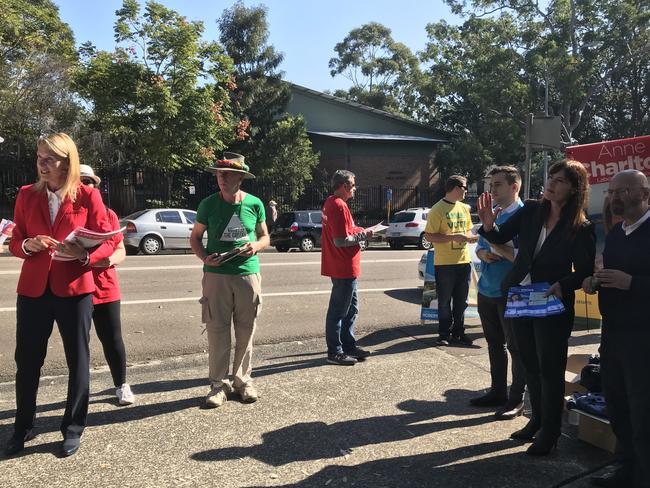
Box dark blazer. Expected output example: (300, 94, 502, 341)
(478, 200, 596, 312)
(10, 184, 114, 298)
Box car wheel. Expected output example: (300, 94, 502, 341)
(418, 233, 432, 250)
(125, 245, 139, 256)
(275, 245, 289, 252)
(140, 235, 162, 255)
(299, 236, 314, 252)
(389, 241, 403, 250)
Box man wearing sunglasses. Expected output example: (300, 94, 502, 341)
(424, 175, 478, 347)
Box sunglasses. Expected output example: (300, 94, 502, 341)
(81, 178, 95, 185)
(457, 184, 467, 190)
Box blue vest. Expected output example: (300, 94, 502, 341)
(477, 200, 524, 297)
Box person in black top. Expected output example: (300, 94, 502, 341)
(583, 170, 650, 488)
(477, 159, 596, 456)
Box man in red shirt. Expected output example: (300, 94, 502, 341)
(321, 170, 373, 365)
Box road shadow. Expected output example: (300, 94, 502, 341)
(384, 288, 422, 305)
(192, 391, 496, 467)
(0, 395, 205, 447)
(243, 437, 612, 488)
(0, 377, 207, 422)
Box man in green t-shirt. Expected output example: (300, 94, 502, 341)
(424, 175, 477, 347)
(190, 152, 269, 408)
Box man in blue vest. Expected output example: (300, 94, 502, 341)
(471, 166, 526, 420)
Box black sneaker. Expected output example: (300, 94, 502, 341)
(327, 353, 358, 366)
(345, 347, 371, 360)
(450, 334, 473, 346)
(436, 336, 450, 346)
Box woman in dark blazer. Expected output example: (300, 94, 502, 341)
(477, 159, 595, 456)
(5, 133, 113, 458)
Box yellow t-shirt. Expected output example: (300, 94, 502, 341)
(425, 199, 472, 265)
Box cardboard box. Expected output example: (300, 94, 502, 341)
(565, 354, 590, 396)
(575, 409, 617, 453)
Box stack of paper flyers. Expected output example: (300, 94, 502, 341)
(51, 226, 126, 261)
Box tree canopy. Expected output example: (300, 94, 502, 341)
(0, 0, 78, 158)
(329, 22, 421, 115)
(217, 2, 319, 200)
(73, 0, 238, 172)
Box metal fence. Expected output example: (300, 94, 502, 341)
(0, 164, 445, 226)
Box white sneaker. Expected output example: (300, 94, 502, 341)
(237, 384, 258, 403)
(116, 383, 135, 405)
(205, 386, 227, 408)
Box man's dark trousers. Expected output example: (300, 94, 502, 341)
(477, 293, 525, 403)
(601, 330, 650, 488)
(434, 263, 471, 338)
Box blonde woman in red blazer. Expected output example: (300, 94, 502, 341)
(4, 133, 113, 458)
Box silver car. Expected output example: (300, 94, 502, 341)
(121, 208, 200, 255)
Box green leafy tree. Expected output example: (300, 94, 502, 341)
(329, 22, 422, 115)
(420, 15, 531, 182)
(217, 2, 319, 197)
(74, 0, 237, 172)
(443, 0, 650, 143)
(0, 0, 78, 159)
(420, 0, 649, 188)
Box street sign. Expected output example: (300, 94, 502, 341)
(189, 185, 196, 195)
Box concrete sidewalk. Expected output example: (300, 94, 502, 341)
(0, 325, 613, 488)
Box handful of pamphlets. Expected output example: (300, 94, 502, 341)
(51, 226, 126, 261)
(504, 282, 566, 318)
(211, 246, 247, 264)
(0, 218, 15, 245)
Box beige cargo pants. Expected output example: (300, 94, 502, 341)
(200, 272, 262, 389)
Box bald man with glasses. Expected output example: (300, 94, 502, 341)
(583, 170, 650, 488)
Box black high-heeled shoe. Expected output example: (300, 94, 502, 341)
(510, 421, 540, 442)
(525, 436, 558, 456)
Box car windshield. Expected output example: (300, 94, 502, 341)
(123, 210, 148, 220)
(392, 212, 416, 223)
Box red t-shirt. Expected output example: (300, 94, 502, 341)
(321, 195, 361, 278)
(92, 209, 123, 304)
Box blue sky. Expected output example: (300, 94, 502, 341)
(54, 0, 461, 92)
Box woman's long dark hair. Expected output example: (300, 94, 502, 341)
(539, 159, 589, 233)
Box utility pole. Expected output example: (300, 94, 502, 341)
(542, 77, 550, 188)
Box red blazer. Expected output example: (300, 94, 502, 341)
(92, 208, 123, 304)
(10, 184, 115, 298)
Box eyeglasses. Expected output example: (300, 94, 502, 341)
(604, 187, 648, 197)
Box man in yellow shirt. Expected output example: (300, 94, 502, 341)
(425, 175, 477, 346)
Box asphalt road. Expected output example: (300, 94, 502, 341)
(0, 247, 428, 381)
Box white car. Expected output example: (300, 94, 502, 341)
(386, 207, 431, 250)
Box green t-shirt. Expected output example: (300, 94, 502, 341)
(196, 192, 265, 275)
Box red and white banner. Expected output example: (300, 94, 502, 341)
(566, 135, 650, 185)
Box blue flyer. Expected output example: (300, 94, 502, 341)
(504, 282, 566, 318)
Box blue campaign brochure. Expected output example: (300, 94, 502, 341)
(504, 282, 566, 318)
